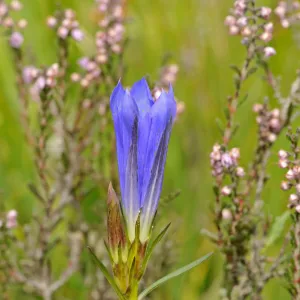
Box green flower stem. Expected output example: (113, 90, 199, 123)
(128, 281, 138, 300)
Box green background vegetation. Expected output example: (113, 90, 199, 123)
(0, 0, 297, 299)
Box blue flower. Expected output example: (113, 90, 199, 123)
(110, 78, 176, 242)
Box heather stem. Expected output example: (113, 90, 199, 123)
(294, 215, 300, 300)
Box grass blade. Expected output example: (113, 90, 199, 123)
(138, 252, 213, 300)
(87, 246, 126, 300)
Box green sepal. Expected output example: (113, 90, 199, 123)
(139, 222, 171, 278)
(87, 246, 126, 300)
(137, 252, 213, 300)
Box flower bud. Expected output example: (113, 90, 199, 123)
(236, 167, 245, 177)
(107, 183, 126, 263)
(221, 186, 232, 196)
(71, 28, 84, 41)
(6, 209, 18, 229)
(229, 25, 239, 35)
(261, 7, 272, 19)
(281, 181, 291, 191)
(10, 32, 24, 48)
(286, 169, 295, 180)
(47, 16, 57, 28)
(221, 153, 233, 168)
(236, 17, 247, 27)
(279, 159, 288, 169)
(57, 26, 69, 39)
(222, 208, 232, 221)
(290, 194, 298, 203)
(278, 150, 288, 159)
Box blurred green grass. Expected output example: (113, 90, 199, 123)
(0, 0, 298, 299)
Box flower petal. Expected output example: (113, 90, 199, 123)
(130, 78, 154, 117)
(123, 119, 140, 242)
(140, 119, 173, 242)
(139, 88, 176, 206)
(110, 81, 138, 200)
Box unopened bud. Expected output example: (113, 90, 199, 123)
(278, 150, 288, 159)
(221, 186, 231, 196)
(107, 183, 125, 263)
(222, 208, 232, 221)
(279, 159, 288, 169)
(236, 167, 245, 177)
(281, 181, 291, 191)
(290, 194, 298, 203)
(286, 169, 295, 180)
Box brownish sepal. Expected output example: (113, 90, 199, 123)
(107, 182, 126, 259)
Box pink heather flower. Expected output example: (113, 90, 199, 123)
(78, 57, 90, 69)
(296, 205, 300, 213)
(281, 181, 290, 191)
(71, 28, 84, 41)
(275, 4, 286, 19)
(221, 186, 232, 196)
(264, 47, 276, 57)
(261, 7, 272, 19)
(236, 17, 247, 27)
(236, 167, 245, 177)
(0, 3, 8, 17)
(96, 54, 108, 64)
(230, 148, 240, 160)
(229, 25, 239, 35)
(71, 73, 81, 82)
(260, 31, 272, 42)
(224, 15, 236, 26)
(271, 109, 280, 118)
(176, 101, 185, 116)
(22, 66, 38, 84)
(6, 209, 18, 229)
(221, 153, 234, 168)
(65, 9, 76, 20)
(293, 1, 300, 9)
(264, 23, 274, 32)
(279, 159, 288, 169)
(286, 169, 295, 180)
(281, 19, 290, 28)
(253, 103, 263, 113)
(47, 16, 57, 28)
(268, 133, 277, 142)
(10, 32, 24, 48)
(296, 183, 300, 193)
(35, 76, 46, 90)
(290, 194, 298, 203)
(222, 208, 232, 221)
(57, 26, 69, 39)
(241, 27, 251, 37)
(278, 150, 288, 159)
(10, 0, 22, 11)
(18, 19, 28, 29)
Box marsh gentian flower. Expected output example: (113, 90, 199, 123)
(110, 78, 176, 243)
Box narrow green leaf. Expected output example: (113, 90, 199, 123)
(138, 252, 213, 300)
(87, 247, 126, 300)
(141, 223, 171, 275)
(264, 211, 291, 250)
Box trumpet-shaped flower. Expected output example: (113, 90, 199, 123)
(110, 78, 176, 242)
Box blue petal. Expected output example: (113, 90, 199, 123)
(140, 119, 173, 242)
(123, 119, 140, 241)
(130, 78, 154, 117)
(110, 81, 138, 202)
(139, 88, 176, 207)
